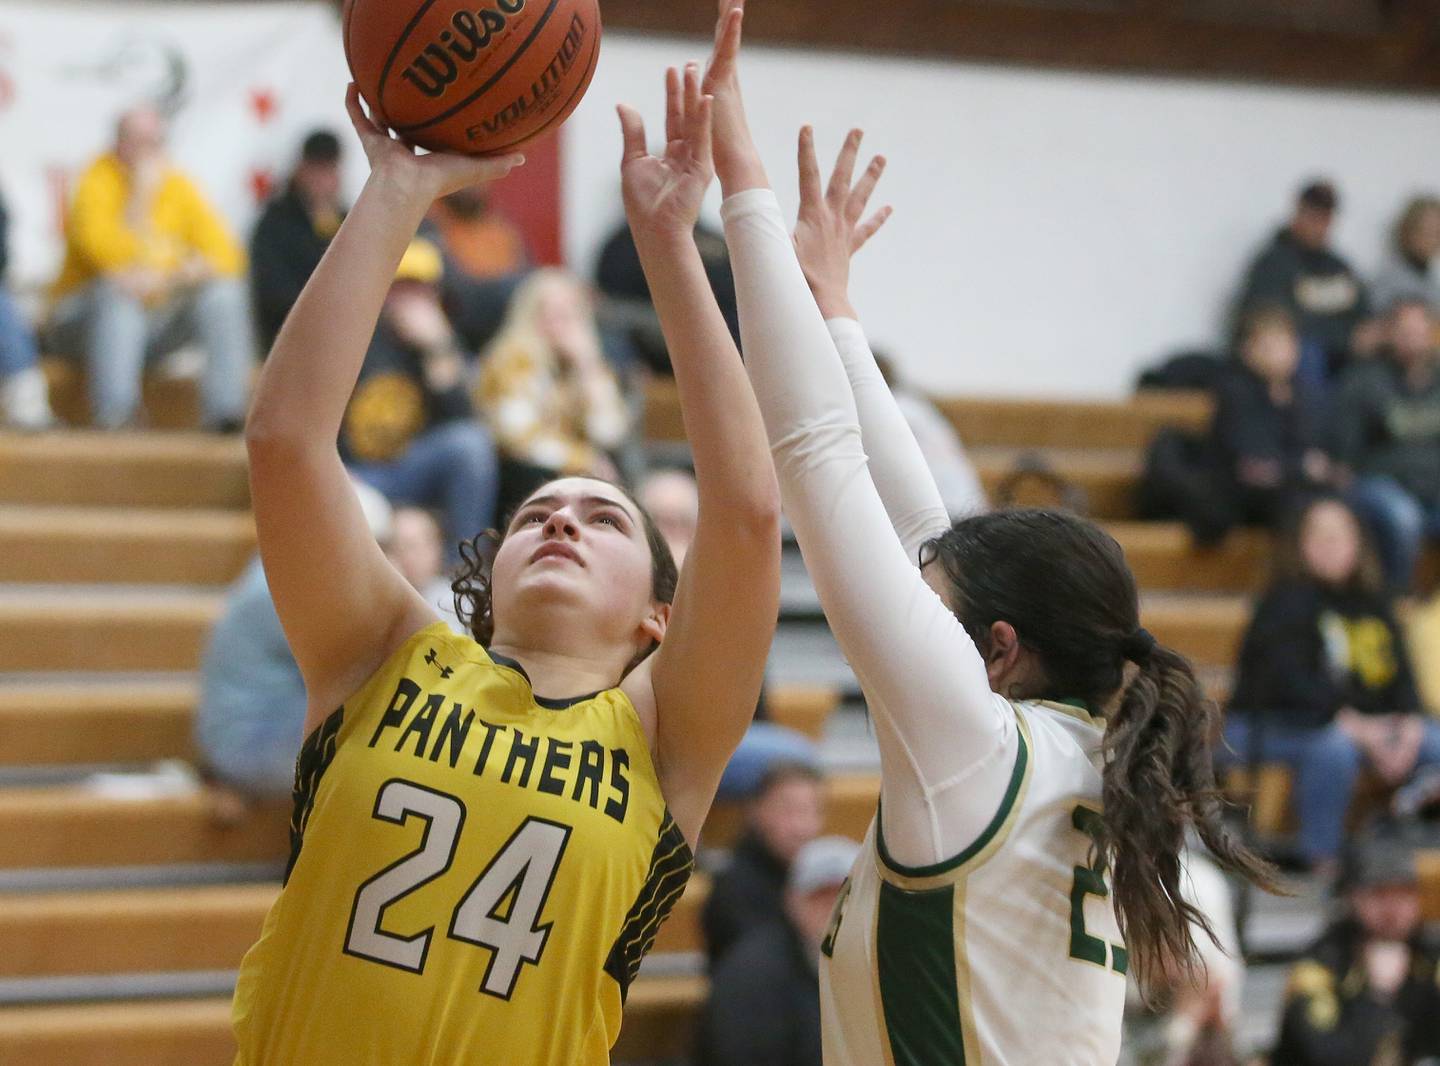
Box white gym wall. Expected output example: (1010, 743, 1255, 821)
(5, 4, 1439, 398)
(564, 32, 1440, 397)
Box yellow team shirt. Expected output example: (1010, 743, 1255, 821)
(232, 622, 693, 1065)
(51, 154, 244, 303)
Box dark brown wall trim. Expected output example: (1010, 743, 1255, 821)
(598, 0, 1440, 94)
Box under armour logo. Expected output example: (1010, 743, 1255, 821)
(424, 648, 454, 679)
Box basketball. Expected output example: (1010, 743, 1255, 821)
(343, 0, 602, 156)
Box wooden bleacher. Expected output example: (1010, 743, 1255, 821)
(2, 374, 1436, 1063)
(0, 877, 717, 980)
(0, 978, 708, 1065)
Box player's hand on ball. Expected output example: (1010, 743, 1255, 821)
(617, 64, 714, 241)
(793, 126, 892, 313)
(345, 84, 524, 201)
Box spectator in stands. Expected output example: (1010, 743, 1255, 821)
(1140, 308, 1327, 545)
(342, 238, 499, 559)
(696, 836, 859, 1066)
(1272, 834, 1440, 1066)
(1211, 305, 1330, 529)
(250, 129, 346, 351)
(872, 350, 987, 519)
(1224, 496, 1440, 874)
(0, 185, 55, 430)
(702, 762, 826, 968)
(640, 467, 702, 565)
(1372, 196, 1440, 318)
(424, 186, 530, 351)
(475, 269, 630, 480)
(638, 467, 820, 799)
(594, 213, 740, 375)
(1335, 298, 1440, 590)
(390, 505, 455, 622)
(1237, 181, 1373, 383)
(196, 481, 392, 805)
(43, 104, 253, 430)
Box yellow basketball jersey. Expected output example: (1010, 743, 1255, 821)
(232, 622, 693, 1065)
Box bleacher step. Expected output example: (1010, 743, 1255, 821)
(0, 680, 196, 766)
(0, 431, 248, 510)
(644, 379, 1213, 451)
(0, 788, 290, 870)
(0, 678, 837, 768)
(0, 875, 713, 979)
(0, 884, 279, 979)
(0, 975, 707, 1065)
(0, 506, 254, 586)
(0, 776, 878, 870)
(0, 589, 223, 672)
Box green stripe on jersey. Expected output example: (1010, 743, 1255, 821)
(878, 713, 1031, 880)
(877, 881, 964, 1066)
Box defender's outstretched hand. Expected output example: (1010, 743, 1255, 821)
(618, 64, 714, 241)
(793, 126, 893, 319)
(702, 0, 767, 194)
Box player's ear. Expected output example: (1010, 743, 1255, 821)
(639, 602, 671, 647)
(982, 621, 1022, 683)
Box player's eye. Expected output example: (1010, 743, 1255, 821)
(518, 511, 546, 526)
(592, 514, 620, 528)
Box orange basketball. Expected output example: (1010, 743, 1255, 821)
(344, 0, 602, 156)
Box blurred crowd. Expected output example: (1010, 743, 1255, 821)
(4, 106, 1440, 1066)
(1142, 181, 1440, 598)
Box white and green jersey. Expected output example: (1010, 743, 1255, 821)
(818, 700, 1127, 1066)
(722, 191, 1130, 1066)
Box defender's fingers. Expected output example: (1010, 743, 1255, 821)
(847, 155, 887, 221)
(827, 128, 864, 204)
(797, 126, 824, 206)
(853, 205, 893, 252)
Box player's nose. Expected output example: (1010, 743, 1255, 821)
(542, 509, 581, 539)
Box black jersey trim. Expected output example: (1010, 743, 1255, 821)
(488, 651, 608, 710)
(602, 811, 694, 1001)
(285, 706, 344, 884)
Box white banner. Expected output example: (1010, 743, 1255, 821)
(0, 0, 371, 289)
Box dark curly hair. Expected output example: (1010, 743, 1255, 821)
(921, 509, 1276, 991)
(451, 480, 679, 675)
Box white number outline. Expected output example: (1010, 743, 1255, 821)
(448, 816, 573, 1000)
(342, 780, 573, 1000)
(342, 779, 465, 973)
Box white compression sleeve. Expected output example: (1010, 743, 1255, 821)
(825, 318, 951, 561)
(723, 188, 1018, 867)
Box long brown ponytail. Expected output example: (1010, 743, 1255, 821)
(1101, 640, 1277, 985)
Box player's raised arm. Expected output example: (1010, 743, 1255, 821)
(792, 127, 953, 558)
(245, 86, 522, 730)
(615, 63, 782, 847)
(707, 0, 1016, 868)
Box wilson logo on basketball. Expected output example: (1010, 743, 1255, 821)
(468, 12, 586, 139)
(400, 0, 528, 98)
